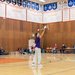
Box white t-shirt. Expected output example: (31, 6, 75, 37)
(28, 39, 35, 47)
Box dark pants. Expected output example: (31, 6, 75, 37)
(60, 49, 65, 53)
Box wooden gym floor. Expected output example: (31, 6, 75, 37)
(0, 53, 75, 75)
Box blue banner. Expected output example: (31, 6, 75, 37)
(22, 1, 39, 10)
(27, 1, 31, 8)
(22, 1, 27, 7)
(31, 2, 36, 9)
(73, 0, 75, 5)
(4, 0, 40, 10)
(35, 3, 39, 10)
(6, 0, 12, 3)
(68, 0, 73, 7)
(44, 2, 57, 11)
(48, 3, 52, 10)
(12, 0, 16, 5)
(44, 4, 48, 11)
(52, 2, 57, 10)
(68, 0, 75, 7)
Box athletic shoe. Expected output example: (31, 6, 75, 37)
(38, 64, 43, 68)
(31, 63, 36, 67)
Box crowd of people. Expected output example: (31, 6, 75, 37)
(0, 43, 75, 56)
(46, 43, 75, 54)
(16, 41, 75, 55)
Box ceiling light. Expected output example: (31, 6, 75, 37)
(39, 0, 45, 2)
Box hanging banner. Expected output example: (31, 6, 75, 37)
(68, 0, 75, 7)
(27, 1, 31, 8)
(52, 2, 57, 10)
(44, 2, 57, 11)
(25, 1, 39, 10)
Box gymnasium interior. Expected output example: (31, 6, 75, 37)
(0, 0, 75, 75)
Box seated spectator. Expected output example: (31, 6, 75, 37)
(51, 48, 57, 54)
(0, 47, 9, 55)
(20, 48, 26, 54)
(73, 44, 75, 53)
(51, 43, 58, 54)
(60, 43, 66, 53)
(17, 48, 24, 54)
(46, 47, 50, 53)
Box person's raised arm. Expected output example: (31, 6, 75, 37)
(40, 29, 45, 38)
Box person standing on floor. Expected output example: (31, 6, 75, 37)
(28, 36, 35, 54)
(32, 26, 46, 67)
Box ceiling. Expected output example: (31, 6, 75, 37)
(29, 0, 68, 5)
